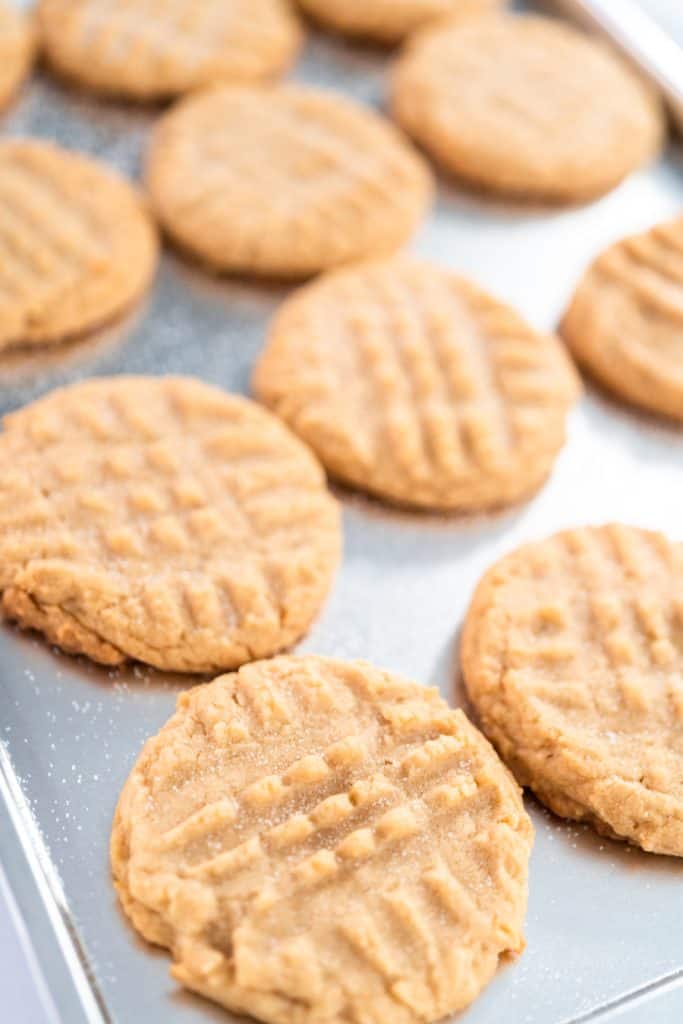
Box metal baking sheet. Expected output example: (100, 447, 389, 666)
(1, 6, 683, 1024)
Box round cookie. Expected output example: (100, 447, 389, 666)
(0, 377, 340, 672)
(145, 85, 433, 278)
(462, 524, 683, 856)
(38, 0, 303, 100)
(0, 2, 36, 110)
(112, 655, 533, 1024)
(253, 257, 580, 511)
(561, 216, 683, 422)
(391, 13, 664, 202)
(0, 140, 158, 352)
(296, 0, 503, 44)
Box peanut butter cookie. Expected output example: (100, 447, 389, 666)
(38, 0, 303, 100)
(462, 524, 683, 856)
(112, 655, 532, 1023)
(296, 0, 503, 44)
(253, 257, 580, 510)
(145, 85, 433, 278)
(0, 377, 340, 672)
(0, 2, 36, 110)
(392, 14, 664, 202)
(561, 215, 683, 422)
(0, 139, 158, 352)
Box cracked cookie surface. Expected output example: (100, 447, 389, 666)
(462, 524, 683, 855)
(38, 0, 303, 99)
(0, 2, 35, 110)
(0, 377, 340, 672)
(392, 13, 664, 202)
(112, 655, 532, 1023)
(145, 84, 433, 278)
(0, 139, 158, 352)
(561, 215, 683, 422)
(295, 0, 503, 44)
(253, 257, 580, 511)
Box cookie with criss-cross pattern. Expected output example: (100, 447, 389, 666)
(462, 524, 683, 855)
(561, 215, 683, 422)
(0, 377, 340, 672)
(145, 85, 433, 278)
(38, 0, 303, 100)
(253, 257, 580, 510)
(0, 2, 36, 110)
(392, 13, 664, 202)
(0, 139, 158, 352)
(112, 655, 532, 1024)
(296, 0, 503, 44)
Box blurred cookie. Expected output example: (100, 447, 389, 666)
(0, 2, 36, 109)
(253, 257, 580, 510)
(112, 654, 532, 1023)
(462, 524, 683, 856)
(0, 140, 158, 351)
(561, 215, 683, 422)
(38, 0, 303, 100)
(0, 377, 340, 672)
(296, 0, 503, 44)
(145, 85, 433, 278)
(392, 14, 664, 202)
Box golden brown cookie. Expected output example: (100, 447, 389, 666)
(0, 3, 36, 110)
(561, 216, 683, 422)
(0, 140, 158, 352)
(296, 0, 503, 44)
(38, 0, 303, 100)
(462, 524, 683, 856)
(391, 13, 664, 202)
(253, 257, 580, 511)
(145, 85, 433, 278)
(112, 654, 533, 1023)
(0, 377, 340, 672)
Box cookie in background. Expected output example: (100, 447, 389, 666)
(0, 1, 37, 111)
(392, 13, 665, 202)
(561, 215, 683, 423)
(145, 85, 433, 278)
(254, 256, 580, 511)
(0, 139, 158, 352)
(38, 0, 303, 100)
(296, 0, 504, 44)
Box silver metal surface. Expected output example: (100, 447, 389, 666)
(1, 13, 683, 1024)
(546, 0, 683, 131)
